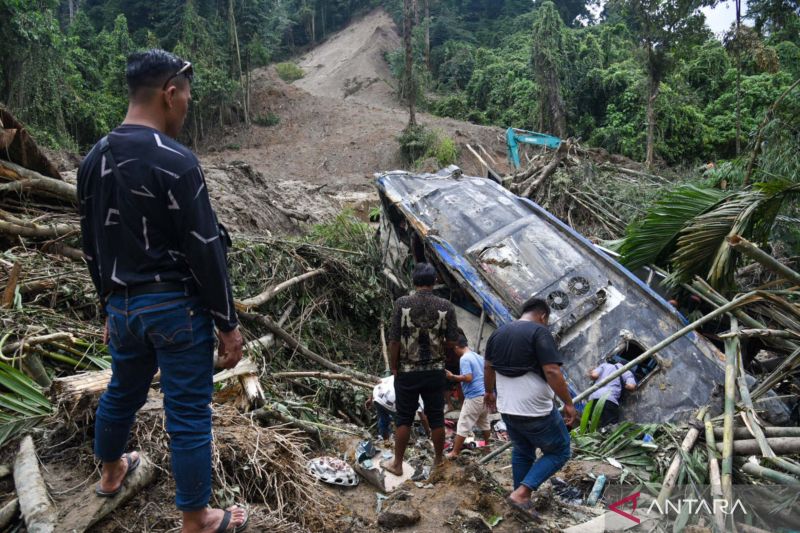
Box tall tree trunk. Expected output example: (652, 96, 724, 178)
(645, 74, 659, 169)
(403, 0, 416, 127)
(735, 0, 742, 156)
(228, 0, 248, 124)
(424, 0, 430, 70)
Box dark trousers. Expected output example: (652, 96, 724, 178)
(588, 399, 620, 427)
(395, 369, 445, 429)
(375, 403, 396, 438)
(95, 291, 214, 511)
(502, 408, 571, 491)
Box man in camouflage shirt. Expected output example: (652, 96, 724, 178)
(381, 263, 460, 475)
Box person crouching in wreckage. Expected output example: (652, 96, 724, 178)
(484, 297, 577, 523)
(381, 262, 461, 476)
(77, 50, 248, 532)
(586, 357, 638, 427)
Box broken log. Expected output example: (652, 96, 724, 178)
(719, 328, 800, 339)
(57, 454, 156, 532)
(273, 371, 375, 389)
(729, 234, 800, 287)
(0, 159, 76, 203)
(656, 408, 707, 508)
(380, 324, 390, 374)
(50, 369, 112, 416)
(236, 268, 325, 311)
(1, 261, 21, 308)
(713, 426, 800, 440)
(0, 498, 18, 530)
(239, 310, 378, 384)
(715, 437, 800, 455)
(14, 436, 57, 532)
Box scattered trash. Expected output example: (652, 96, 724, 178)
(550, 477, 583, 505)
(410, 465, 431, 482)
(586, 474, 606, 506)
(356, 439, 377, 463)
(375, 493, 388, 514)
(307, 457, 359, 487)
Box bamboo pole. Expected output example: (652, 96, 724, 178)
(713, 426, 800, 439)
(704, 412, 726, 533)
(657, 407, 707, 508)
(721, 317, 739, 504)
(715, 437, 800, 455)
(740, 461, 800, 486)
(736, 348, 775, 459)
(766, 456, 800, 477)
(380, 324, 390, 374)
(728, 235, 800, 287)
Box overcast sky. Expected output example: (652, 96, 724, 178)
(702, 0, 747, 37)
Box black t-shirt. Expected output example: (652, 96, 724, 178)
(485, 320, 562, 378)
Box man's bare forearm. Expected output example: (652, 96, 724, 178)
(544, 367, 574, 407)
(389, 340, 400, 376)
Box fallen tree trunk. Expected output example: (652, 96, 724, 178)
(14, 436, 57, 533)
(273, 371, 375, 389)
(715, 437, 800, 455)
(251, 406, 322, 443)
(0, 159, 76, 203)
(57, 454, 156, 532)
(213, 357, 265, 411)
(236, 268, 325, 311)
(239, 310, 378, 384)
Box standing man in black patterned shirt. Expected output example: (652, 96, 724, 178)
(78, 50, 247, 532)
(381, 263, 460, 476)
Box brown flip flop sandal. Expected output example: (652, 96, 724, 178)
(95, 452, 141, 497)
(215, 505, 249, 532)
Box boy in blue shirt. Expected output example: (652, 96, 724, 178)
(446, 335, 491, 457)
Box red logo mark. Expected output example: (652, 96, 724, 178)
(609, 491, 641, 524)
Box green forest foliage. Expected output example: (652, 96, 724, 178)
(402, 0, 798, 165)
(0, 0, 380, 150)
(1, 0, 797, 169)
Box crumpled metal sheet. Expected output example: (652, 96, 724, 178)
(376, 167, 731, 423)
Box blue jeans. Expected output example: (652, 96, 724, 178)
(95, 291, 215, 511)
(375, 403, 396, 438)
(502, 408, 571, 491)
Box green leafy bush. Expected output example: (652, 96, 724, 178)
(398, 124, 438, 164)
(253, 112, 280, 127)
(429, 134, 458, 167)
(275, 62, 305, 82)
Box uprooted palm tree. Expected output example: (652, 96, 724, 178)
(618, 82, 800, 290)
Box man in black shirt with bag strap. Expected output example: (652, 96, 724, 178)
(78, 50, 247, 532)
(484, 297, 577, 523)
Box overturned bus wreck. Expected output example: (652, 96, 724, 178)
(376, 166, 732, 423)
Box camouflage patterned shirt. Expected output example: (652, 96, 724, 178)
(388, 290, 460, 370)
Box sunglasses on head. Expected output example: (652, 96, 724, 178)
(162, 61, 193, 90)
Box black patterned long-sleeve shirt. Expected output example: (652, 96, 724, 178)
(77, 124, 238, 331)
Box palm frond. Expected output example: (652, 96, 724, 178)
(0, 361, 51, 447)
(619, 185, 729, 270)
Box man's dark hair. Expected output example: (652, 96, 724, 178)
(412, 262, 437, 287)
(521, 297, 550, 317)
(456, 335, 469, 348)
(126, 49, 190, 96)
